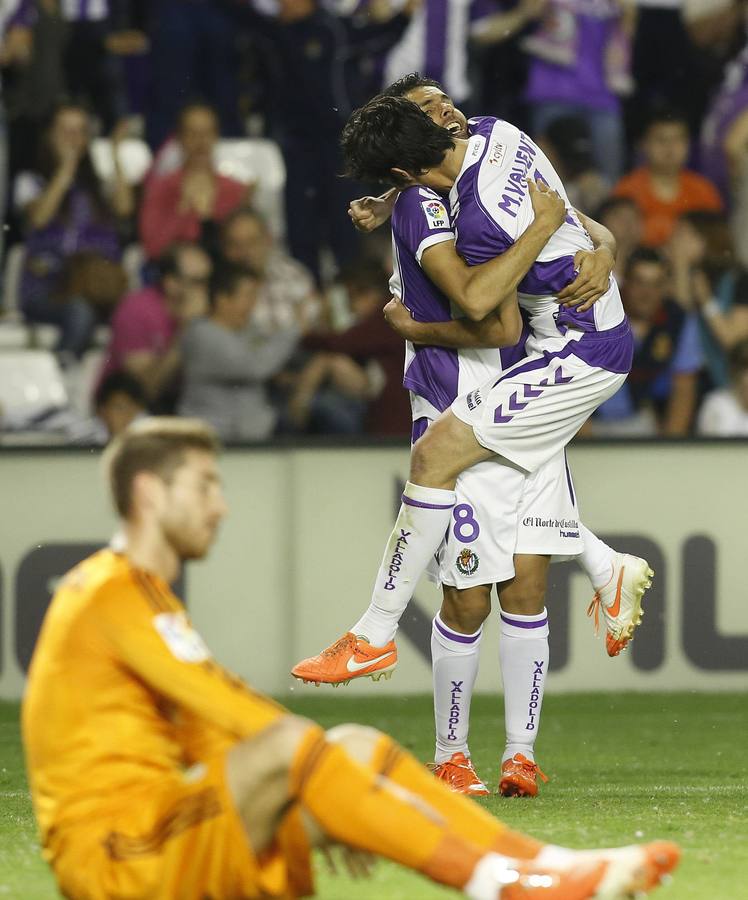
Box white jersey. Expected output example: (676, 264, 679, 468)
(451, 116, 626, 356)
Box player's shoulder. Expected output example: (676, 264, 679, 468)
(393, 186, 451, 235)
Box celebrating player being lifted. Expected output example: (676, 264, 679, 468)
(22, 418, 679, 900)
(293, 77, 653, 798)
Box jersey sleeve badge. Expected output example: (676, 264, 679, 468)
(154, 612, 211, 663)
(421, 199, 449, 229)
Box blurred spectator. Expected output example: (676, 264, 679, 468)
(230, 0, 415, 284)
(220, 206, 320, 337)
(595, 195, 643, 286)
(665, 211, 748, 388)
(99, 242, 211, 410)
(16, 102, 133, 359)
(179, 261, 300, 441)
(593, 247, 702, 435)
(523, 0, 635, 182)
(612, 109, 722, 246)
(628, 0, 723, 140)
(538, 115, 610, 211)
(697, 338, 748, 436)
(289, 258, 410, 435)
(93, 370, 148, 439)
(0, 0, 35, 264)
(384, 0, 543, 112)
(145, 0, 241, 149)
(139, 102, 250, 259)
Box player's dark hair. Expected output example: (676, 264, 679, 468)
(209, 260, 258, 309)
(382, 73, 445, 98)
(104, 418, 221, 517)
(625, 246, 667, 278)
(94, 371, 148, 411)
(341, 95, 455, 186)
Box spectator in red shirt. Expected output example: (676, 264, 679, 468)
(613, 110, 723, 247)
(99, 242, 212, 411)
(289, 259, 410, 436)
(139, 102, 249, 259)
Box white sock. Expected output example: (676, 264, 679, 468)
(431, 613, 482, 764)
(351, 481, 456, 646)
(499, 607, 549, 764)
(465, 854, 542, 900)
(577, 524, 615, 590)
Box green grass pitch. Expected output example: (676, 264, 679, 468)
(2, 693, 746, 899)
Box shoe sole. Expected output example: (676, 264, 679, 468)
(607, 562, 654, 657)
(498, 777, 538, 798)
(292, 662, 397, 687)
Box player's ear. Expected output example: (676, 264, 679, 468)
(391, 167, 415, 186)
(131, 470, 167, 517)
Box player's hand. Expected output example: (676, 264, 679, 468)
(348, 194, 394, 233)
(383, 296, 416, 340)
(557, 247, 614, 311)
(527, 179, 566, 233)
(321, 845, 376, 879)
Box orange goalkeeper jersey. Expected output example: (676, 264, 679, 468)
(22, 549, 286, 846)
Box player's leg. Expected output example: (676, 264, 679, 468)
(431, 585, 492, 795)
(227, 715, 610, 898)
(577, 523, 654, 657)
(327, 723, 681, 899)
(497, 554, 552, 798)
(292, 412, 493, 685)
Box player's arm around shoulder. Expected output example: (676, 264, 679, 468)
(383, 294, 522, 349)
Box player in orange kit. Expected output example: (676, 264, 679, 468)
(22, 418, 679, 900)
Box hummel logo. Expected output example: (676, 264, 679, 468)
(346, 652, 394, 673)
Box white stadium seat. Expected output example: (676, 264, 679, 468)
(91, 138, 153, 185)
(0, 351, 67, 418)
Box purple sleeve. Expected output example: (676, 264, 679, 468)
(392, 187, 454, 261)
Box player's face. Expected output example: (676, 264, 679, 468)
(405, 86, 468, 139)
(160, 450, 228, 561)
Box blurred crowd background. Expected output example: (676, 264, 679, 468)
(1, 0, 748, 445)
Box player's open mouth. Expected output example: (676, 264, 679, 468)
(446, 122, 462, 135)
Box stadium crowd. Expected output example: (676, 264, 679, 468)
(2, 0, 748, 443)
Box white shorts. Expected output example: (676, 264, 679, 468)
(425, 446, 583, 590)
(452, 346, 627, 474)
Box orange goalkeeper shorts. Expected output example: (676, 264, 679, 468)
(48, 754, 314, 900)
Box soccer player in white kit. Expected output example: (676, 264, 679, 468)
(293, 80, 653, 798)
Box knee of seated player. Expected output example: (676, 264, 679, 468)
(326, 723, 382, 766)
(227, 715, 317, 806)
(440, 585, 491, 633)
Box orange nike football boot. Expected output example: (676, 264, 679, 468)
(587, 553, 654, 657)
(499, 754, 548, 798)
(564, 841, 681, 897)
(291, 632, 397, 686)
(430, 752, 490, 797)
(476, 856, 610, 899)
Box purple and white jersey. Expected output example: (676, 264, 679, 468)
(389, 185, 525, 419)
(450, 116, 630, 370)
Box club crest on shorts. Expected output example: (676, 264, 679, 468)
(456, 548, 479, 576)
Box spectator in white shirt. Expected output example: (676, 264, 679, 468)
(697, 339, 748, 436)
